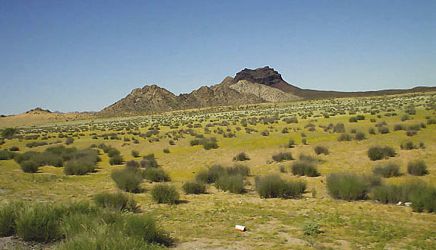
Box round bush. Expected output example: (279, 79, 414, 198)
(151, 184, 179, 204)
(326, 173, 379, 200)
(142, 168, 170, 182)
(20, 160, 39, 173)
(272, 152, 293, 162)
(367, 146, 396, 161)
(255, 175, 306, 199)
(372, 163, 401, 178)
(233, 152, 250, 161)
(215, 174, 244, 194)
(182, 181, 206, 194)
(111, 168, 143, 193)
(407, 160, 428, 176)
(93, 192, 137, 212)
(291, 161, 320, 177)
(314, 146, 329, 155)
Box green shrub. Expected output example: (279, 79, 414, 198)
(182, 181, 206, 194)
(367, 146, 396, 161)
(272, 152, 293, 162)
(109, 154, 124, 165)
(354, 132, 366, 140)
(1, 127, 17, 139)
(255, 175, 306, 199)
(326, 173, 379, 200)
(0, 150, 15, 160)
(337, 133, 352, 141)
(291, 161, 320, 177)
(233, 152, 250, 161)
(123, 214, 173, 246)
(195, 165, 225, 184)
(371, 180, 436, 212)
(142, 168, 170, 182)
(407, 160, 428, 176)
(303, 221, 321, 236)
(131, 150, 140, 158)
(16, 203, 62, 242)
(20, 160, 39, 173)
(151, 184, 179, 204)
(64, 158, 97, 175)
(140, 154, 158, 168)
(410, 186, 436, 213)
(287, 139, 296, 148)
(93, 192, 138, 212)
(202, 137, 219, 150)
(216, 174, 244, 194)
(111, 168, 143, 193)
(0, 201, 23, 236)
(314, 146, 329, 155)
(372, 163, 401, 178)
(226, 164, 250, 177)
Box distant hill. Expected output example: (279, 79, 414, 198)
(100, 66, 436, 115)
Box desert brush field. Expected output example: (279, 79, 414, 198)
(0, 92, 435, 249)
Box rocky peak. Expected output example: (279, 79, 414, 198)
(233, 66, 284, 86)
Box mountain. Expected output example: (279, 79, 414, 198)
(100, 66, 436, 115)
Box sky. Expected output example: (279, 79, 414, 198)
(0, 0, 435, 114)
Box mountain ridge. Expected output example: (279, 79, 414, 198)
(99, 66, 436, 115)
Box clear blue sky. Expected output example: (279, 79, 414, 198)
(1, 0, 435, 114)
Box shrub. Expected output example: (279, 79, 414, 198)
(326, 173, 379, 200)
(142, 168, 170, 182)
(151, 184, 179, 204)
(20, 160, 39, 173)
(377, 126, 390, 134)
(333, 123, 345, 133)
(291, 161, 320, 177)
(1, 128, 17, 139)
(140, 154, 158, 168)
(367, 146, 396, 161)
(123, 214, 173, 246)
(233, 152, 250, 161)
(93, 192, 137, 212)
(287, 139, 296, 148)
(372, 163, 401, 178)
(255, 175, 306, 199)
(410, 186, 436, 213)
(407, 160, 428, 176)
(163, 148, 170, 154)
(371, 180, 436, 212)
(371, 181, 425, 204)
(126, 160, 139, 169)
(337, 133, 352, 141)
(354, 132, 366, 140)
(16, 203, 62, 242)
(65, 137, 74, 145)
(314, 146, 329, 155)
(64, 158, 97, 175)
(111, 168, 143, 193)
(0, 202, 23, 236)
(107, 148, 121, 157)
(215, 174, 244, 194)
(109, 154, 124, 165)
(182, 181, 206, 194)
(226, 164, 250, 177)
(131, 150, 140, 158)
(195, 165, 225, 184)
(202, 137, 218, 150)
(272, 152, 293, 162)
(0, 150, 15, 160)
(303, 221, 321, 236)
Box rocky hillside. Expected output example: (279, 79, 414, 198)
(100, 66, 436, 115)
